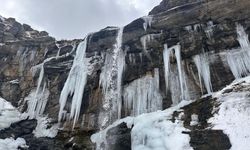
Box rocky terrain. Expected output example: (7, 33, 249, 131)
(0, 0, 250, 149)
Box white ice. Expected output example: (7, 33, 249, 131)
(58, 36, 90, 128)
(163, 44, 189, 105)
(99, 27, 125, 126)
(142, 16, 153, 31)
(193, 53, 213, 94)
(91, 101, 193, 150)
(226, 24, 250, 79)
(123, 68, 162, 116)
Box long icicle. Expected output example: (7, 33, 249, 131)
(58, 35, 89, 128)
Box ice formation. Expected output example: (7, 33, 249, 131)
(91, 101, 192, 150)
(99, 27, 125, 124)
(142, 16, 153, 31)
(226, 24, 250, 79)
(163, 44, 189, 105)
(193, 53, 213, 94)
(27, 60, 50, 119)
(58, 36, 91, 128)
(123, 68, 162, 116)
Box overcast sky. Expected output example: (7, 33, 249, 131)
(0, 0, 161, 40)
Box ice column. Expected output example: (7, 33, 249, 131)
(193, 53, 213, 94)
(123, 68, 162, 116)
(58, 36, 89, 128)
(226, 24, 250, 79)
(99, 27, 125, 124)
(163, 44, 189, 105)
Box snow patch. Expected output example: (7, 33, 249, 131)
(0, 138, 28, 150)
(209, 76, 250, 150)
(0, 98, 22, 130)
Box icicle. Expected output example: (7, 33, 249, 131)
(58, 36, 90, 128)
(123, 68, 162, 116)
(142, 16, 153, 31)
(236, 24, 250, 50)
(227, 51, 250, 79)
(163, 44, 171, 90)
(226, 24, 250, 79)
(27, 64, 49, 119)
(193, 53, 213, 94)
(99, 27, 125, 125)
(163, 44, 189, 105)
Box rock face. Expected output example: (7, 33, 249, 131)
(0, 0, 250, 149)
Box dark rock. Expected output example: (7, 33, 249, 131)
(105, 122, 132, 150)
(39, 31, 49, 37)
(23, 24, 33, 31)
(188, 130, 232, 150)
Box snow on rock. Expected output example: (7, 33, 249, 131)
(0, 98, 22, 130)
(0, 138, 28, 150)
(33, 117, 58, 138)
(91, 101, 193, 150)
(209, 76, 250, 150)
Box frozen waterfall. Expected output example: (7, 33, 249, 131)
(163, 44, 189, 105)
(226, 24, 250, 79)
(193, 53, 213, 94)
(27, 58, 53, 119)
(99, 27, 125, 125)
(58, 36, 90, 128)
(123, 68, 162, 116)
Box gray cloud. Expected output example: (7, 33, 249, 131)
(0, 0, 161, 39)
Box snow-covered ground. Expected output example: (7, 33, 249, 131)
(0, 98, 22, 130)
(209, 76, 250, 150)
(0, 138, 28, 150)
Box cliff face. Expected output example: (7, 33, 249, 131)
(1, 0, 250, 149)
